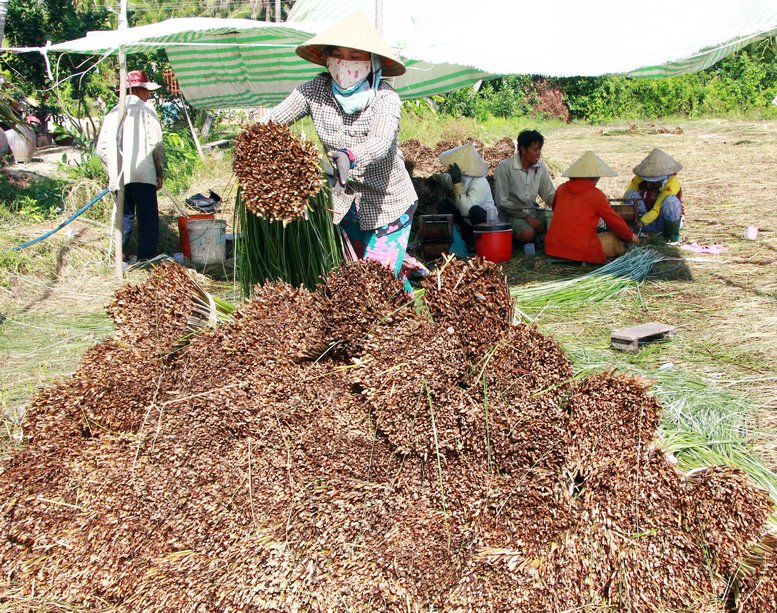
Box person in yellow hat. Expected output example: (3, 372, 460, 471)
(430, 143, 498, 248)
(264, 12, 417, 290)
(623, 148, 684, 242)
(545, 151, 639, 264)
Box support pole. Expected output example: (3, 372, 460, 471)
(114, 0, 129, 280)
(274, 0, 280, 22)
(182, 98, 205, 161)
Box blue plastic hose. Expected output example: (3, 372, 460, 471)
(3, 188, 110, 254)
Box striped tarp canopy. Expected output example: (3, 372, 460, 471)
(29, 0, 777, 109)
(43, 17, 494, 109)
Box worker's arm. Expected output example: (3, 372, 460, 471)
(430, 172, 454, 190)
(95, 113, 113, 166)
(624, 175, 641, 198)
(596, 195, 635, 241)
(263, 83, 312, 126)
(452, 176, 492, 216)
(493, 163, 526, 219)
(146, 110, 165, 189)
(640, 175, 682, 225)
(537, 163, 556, 207)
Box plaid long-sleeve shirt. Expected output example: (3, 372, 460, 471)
(265, 74, 417, 230)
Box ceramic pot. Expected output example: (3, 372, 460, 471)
(5, 126, 37, 162)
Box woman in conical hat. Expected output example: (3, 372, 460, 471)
(544, 151, 639, 264)
(623, 148, 684, 242)
(265, 12, 417, 290)
(430, 143, 498, 249)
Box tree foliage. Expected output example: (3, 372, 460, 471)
(4, 0, 111, 93)
(432, 38, 777, 123)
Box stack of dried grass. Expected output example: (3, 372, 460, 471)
(402, 137, 518, 219)
(1, 258, 775, 611)
(423, 257, 512, 362)
(232, 121, 322, 223)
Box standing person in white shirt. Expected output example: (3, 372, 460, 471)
(97, 70, 165, 261)
(493, 129, 555, 246)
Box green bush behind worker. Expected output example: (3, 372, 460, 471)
(493, 129, 556, 246)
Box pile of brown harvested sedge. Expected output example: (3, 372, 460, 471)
(1, 258, 774, 611)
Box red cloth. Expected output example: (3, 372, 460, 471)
(545, 178, 633, 264)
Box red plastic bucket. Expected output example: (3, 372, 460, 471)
(178, 214, 215, 258)
(474, 222, 513, 263)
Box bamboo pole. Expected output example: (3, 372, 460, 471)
(113, 0, 129, 280)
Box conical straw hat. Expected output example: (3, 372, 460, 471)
(633, 148, 682, 177)
(562, 151, 618, 178)
(296, 12, 406, 77)
(438, 144, 488, 177)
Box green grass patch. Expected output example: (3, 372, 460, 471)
(0, 173, 68, 220)
(0, 309, 114, 445)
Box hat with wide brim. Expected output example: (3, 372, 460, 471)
(128, 70, 161, 91)
(633, 148, 682, 177)
(562, 151, 618, 178)
(438, 143, 488, 177)
(296, 12, 406, 77)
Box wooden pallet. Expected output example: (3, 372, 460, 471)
(611, 322, 676, 353)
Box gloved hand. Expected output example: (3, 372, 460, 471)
(447, 163, 462, 184)
(526, 215, 545, 233)
(485, 207, 498, 223)
(329, 150, 352, 191)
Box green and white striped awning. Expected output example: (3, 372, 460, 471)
(41, 17, 493, 109)
(17, 0, 777, 109)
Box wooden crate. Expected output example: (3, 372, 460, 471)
(418, 214, 454, 260)
(611, 322, 676, 353)
(608, 200, 640, 232)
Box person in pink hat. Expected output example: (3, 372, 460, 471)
(97, 69, 164, 261)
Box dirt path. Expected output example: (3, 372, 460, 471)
(4, 144, 82, 182)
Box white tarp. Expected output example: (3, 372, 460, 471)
(289, 0, 777, 77)
(7, 0, 777, 108)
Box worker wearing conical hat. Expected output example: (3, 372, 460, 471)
(430, 144, 498, 248)
(545, 152, 639, 264)
(623, 148, 684, 242)
(264, 12, 417, 290)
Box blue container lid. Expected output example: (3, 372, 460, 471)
(473, 222, 512, 232)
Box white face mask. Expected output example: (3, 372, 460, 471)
(326, 56, 371, 90)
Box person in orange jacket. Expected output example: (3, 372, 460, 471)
(545, 151, 639, 264)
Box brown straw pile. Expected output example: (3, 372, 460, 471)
(232, 121, 323, 223)
(1, 258, 774, 611)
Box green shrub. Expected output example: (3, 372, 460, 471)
(162, 129, 202, 195)
(434, 39, 777, 123)
(0, 175, 67, 220)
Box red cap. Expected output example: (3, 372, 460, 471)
(127, 70, 161, 91)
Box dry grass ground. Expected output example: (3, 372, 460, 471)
(504, 118, 777, 467)
(1, 118, 775, 467)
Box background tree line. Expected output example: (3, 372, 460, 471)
(0, 0, 775, 132)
